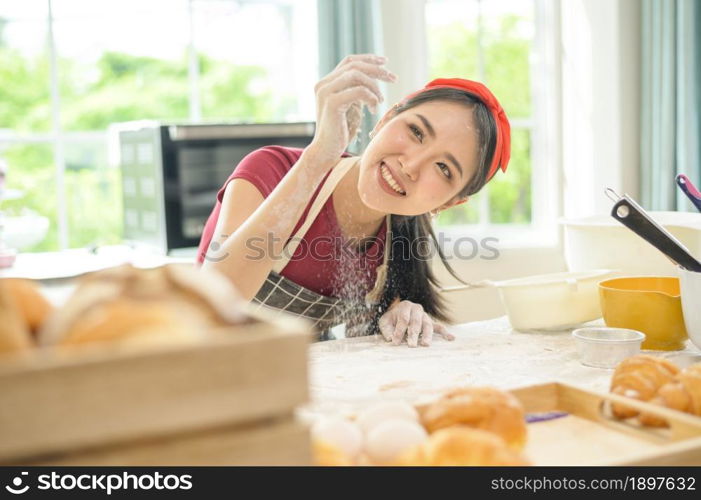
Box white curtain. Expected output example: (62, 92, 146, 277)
(317, 0, 384, 153)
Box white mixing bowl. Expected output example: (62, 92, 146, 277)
(496, 269, 616, 331)
(561, 212, 701, 276)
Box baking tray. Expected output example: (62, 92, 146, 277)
(502, 382, 701, 465)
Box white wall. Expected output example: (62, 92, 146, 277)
(561, 0, 641, 218)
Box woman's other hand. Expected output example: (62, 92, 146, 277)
(378, 300, 455, 347)
(308, 54, 396, 164)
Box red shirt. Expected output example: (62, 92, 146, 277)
(197, 146, 387, 299)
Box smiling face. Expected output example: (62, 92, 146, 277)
(357, 100, 480, 216)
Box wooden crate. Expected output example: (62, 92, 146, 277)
(0, 312, 312, 465)
(23, 416, 311, 466)
(509, 383, 701, 466)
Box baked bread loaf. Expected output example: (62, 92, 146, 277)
(0, 279, 33, 355)
(396, 427, 530, 466)
(39, 264, 248, 348)
(54, 299, 196, 347)
(610, 354, 680, 419)
(420, 386, 527, 450)
(639, 363, 701, 427)
(3, 278, 54, 335)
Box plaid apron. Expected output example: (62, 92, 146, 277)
(250, 156, 391, 341)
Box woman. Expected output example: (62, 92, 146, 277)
(198, 53, 510, 347)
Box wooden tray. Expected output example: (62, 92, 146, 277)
(0, 312, 312, 464)
(506, 382, 701, 466)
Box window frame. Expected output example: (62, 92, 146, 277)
(422, 0, 562, 248)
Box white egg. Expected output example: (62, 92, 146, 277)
(356, 400, 419, 435)
(311, 416, 364, 459)
(364, 419, 428, 464)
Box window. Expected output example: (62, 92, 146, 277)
(425, 0, 559, 245)
(192, 0, 318, 123)
(0, 0, 318, 252)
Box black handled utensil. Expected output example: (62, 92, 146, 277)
(608, 191, 701, 272)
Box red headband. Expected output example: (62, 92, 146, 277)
(400, 78, 511, 181)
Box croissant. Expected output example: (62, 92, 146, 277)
(312, 440, 353, 466)
(609, 355, 679, 419)
(639, 364, 701, 427)
(420, 386, 527, 450)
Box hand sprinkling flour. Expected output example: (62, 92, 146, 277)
(311, 54, 395, 164)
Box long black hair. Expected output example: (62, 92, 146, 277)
(369, 87, 500, 329)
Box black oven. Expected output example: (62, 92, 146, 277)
(117, 122, 315, 253)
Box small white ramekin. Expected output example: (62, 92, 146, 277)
(572, 327, 646, 369)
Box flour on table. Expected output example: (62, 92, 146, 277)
(300, 317, 701, 420)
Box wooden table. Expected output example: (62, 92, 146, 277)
(299, 316, 701, 421)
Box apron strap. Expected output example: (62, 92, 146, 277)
(364, 213, 391, 306)
(272, 156, 359, 274)
(270, 155, 392, 307)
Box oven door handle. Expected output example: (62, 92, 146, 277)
(167, 123, 315, 141)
